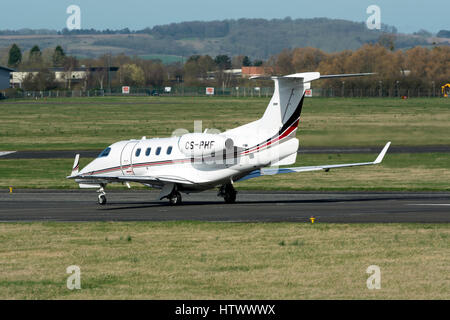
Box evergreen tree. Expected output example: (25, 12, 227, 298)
(52, 45, 66, 67)
(242, 56, 252, 66)
(214, 55, 231, 70)
(8, 43, 22, 68)
(29, 45, 42, 65)
(253, 60, 264, 66)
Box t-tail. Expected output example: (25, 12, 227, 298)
(253, 72, 375, 138)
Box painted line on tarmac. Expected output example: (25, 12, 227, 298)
(0, 151, 16, 157)
(408, 204, 450, 206)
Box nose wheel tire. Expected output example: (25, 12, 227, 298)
(98, 194, 107, 205)
(168, 191, 182, 205)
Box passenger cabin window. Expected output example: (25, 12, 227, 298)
(167, 146, 173, 155)
(156, 147, 161, 155)
(97, 147, 111, 158)
(135, 148, 141, 157)
(145, 147, 151, 156)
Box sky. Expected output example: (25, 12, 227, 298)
(0, 0, 448, 34)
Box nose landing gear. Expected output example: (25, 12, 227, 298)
(97, 186, 107, 205)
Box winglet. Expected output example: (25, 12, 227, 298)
(71, 154, 80, 176)
(374, 142, 391, 164)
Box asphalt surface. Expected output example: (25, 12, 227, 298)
(1, 190, 449, 223)
(1, 145, 450, 159)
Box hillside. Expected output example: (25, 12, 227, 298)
(0, 18, 443, 62)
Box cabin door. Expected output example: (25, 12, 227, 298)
(120, 141, 138, 175)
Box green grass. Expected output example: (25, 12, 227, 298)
(0, 222, 448, 299)
(0, 96, 448, 191)
(0, 153, 449, 191)
(0, 96, 449, 150)
(1, 96, 448, 301)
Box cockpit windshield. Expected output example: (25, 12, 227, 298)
(97, 147, 111, 158)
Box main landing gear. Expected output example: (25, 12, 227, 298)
(218, 183, 237, 204)
(97, 187, 107, 205)
(168, 191, 182, 205)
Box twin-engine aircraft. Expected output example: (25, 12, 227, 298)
(68, 72, 391, 205)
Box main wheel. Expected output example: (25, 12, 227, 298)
(168, 191, 182, 205)
(98, 194, 107, 205)
(224, 190, 236, 204)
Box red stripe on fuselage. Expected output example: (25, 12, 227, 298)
(241, 118, 299, 155)
(85, 120, 300, 175)
(85, 158, 191, 175)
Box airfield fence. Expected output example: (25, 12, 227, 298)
(1, 86, 446, 99)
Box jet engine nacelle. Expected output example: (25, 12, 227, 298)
(178, 133, 234, 157)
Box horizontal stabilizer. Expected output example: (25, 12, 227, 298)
(250, 72, 375, 82)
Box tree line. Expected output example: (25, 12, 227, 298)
(267, 44, 449, 92)
(5, 42, 450, 93)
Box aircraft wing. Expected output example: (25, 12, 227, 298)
(68, 174, 195, 185)
(117, 175, 195, 185)
(238, 142, 391, 182)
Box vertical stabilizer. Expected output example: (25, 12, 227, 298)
(245, 72, 372, 141)
(258, 73, 319, 137)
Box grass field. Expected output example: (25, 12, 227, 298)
(0, 96, 449, 191)
(0, 96, 449, 150)
(0, 96, 448, 301)
(1, 153, 449, 191)
(0, 222, 448, 299)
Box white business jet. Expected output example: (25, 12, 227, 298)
(68, 72, 391, 205)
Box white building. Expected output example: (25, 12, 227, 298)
(10, 67, 118, 88)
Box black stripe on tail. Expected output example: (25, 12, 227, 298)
(278, 93, 305, 134)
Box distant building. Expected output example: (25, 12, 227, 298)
(205, 69, 242, 80)
(10, 66, 119, 88)
(400, 70, 411, 76)
(0, 66, 14, 89)
(241, 66, 267, 78)
(223, 69, 242, 76)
